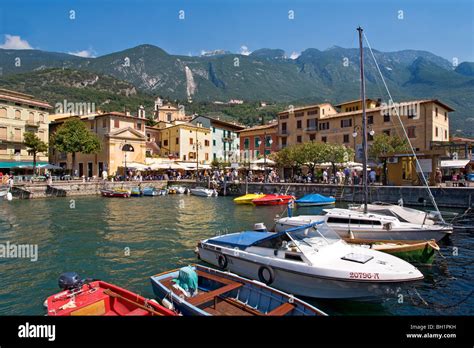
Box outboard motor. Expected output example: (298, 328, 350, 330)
(58, 272, 83, 291)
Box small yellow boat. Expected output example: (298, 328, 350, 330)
(233, 193, 265, 204)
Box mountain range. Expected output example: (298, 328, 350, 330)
(0, 45, 473, 135)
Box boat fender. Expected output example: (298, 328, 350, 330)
(162, 298, 174, 310)
(258, 266, 275, 285)
(217, 254, 228, 269)
(6, 192, 12, 201)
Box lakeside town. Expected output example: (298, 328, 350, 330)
(0, 88, 473, 190)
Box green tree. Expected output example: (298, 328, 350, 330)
(24, 131, 48, 174)
(369, 134, 410, 185)
(50, 118, 101, 174)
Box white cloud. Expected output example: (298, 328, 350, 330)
(68, 49, 96, 58)
(240, 45, 251, 56)
(0, 34, 33, 49)
(289, 51, 300, 59)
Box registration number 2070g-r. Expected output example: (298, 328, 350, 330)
(349, 272, 380, 279)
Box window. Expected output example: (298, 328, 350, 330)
(167, 113, 172, 122)
(213, 153, 217, 160)
(176, 137, 179, 145)
(295, 111, 304, 117)
(383, 113, 390, 122)
(0, 127, 7, 139)
(307, 119, 317, 130)
(189, 138, 193, 145)
(213, 139, 216, 146)
(407, 108, 417, 119)
(383, 129, 391, 136)
(14, 148, 21, 155)
(445, 130, 448, 139)
(15, 110, 21, 119)
(164, 139, 168, 146)
(39, 114, 44, 122)
(146, 133, 151, 141)
(435, 107, 438, 117)
(319, 122, 329, 131)
(281, 137, 287, 147)
(114, 119, 119, 128)
(205, 153, 209, 161)
(444, 112, 448, 121)
(14, 128, 21, 141)
(343, 134, 349, 143)
(204, 140, 210, 146)
(29, 112, 35, 122)
(265, 135, 272, 147)
(341, 119, 352, 128)
(367, 132, 374, 141)
(281, 122, 287, 134)
(296, 135, 302, 143)
(407, 126, 416, 138)
(102, 118, 107, 128)
(0, 144, 7, 155)
(244, 138, 250, 149)
(265, 149, 271, 155)
(309, 134, 316, 141)
(0, 108, 6, 118)
(136, 122, 142, 131)
(308, 110, 317, 116)
(435, 127, 438, 137)
(368, 115, 373, 124)
(279, 113, 289, 119)
(297, 120, 302, 129)
(322, 136, 327, 143)
(255, 137, 260, 147)
(213, 127, 216, 133)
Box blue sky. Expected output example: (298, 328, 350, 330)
(0, 0, 473, 62)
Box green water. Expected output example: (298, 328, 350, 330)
(0, 195, 472, 315)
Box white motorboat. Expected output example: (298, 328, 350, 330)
(197, 221, 424, 299)
(190, 187, 218, 197)
(169, 186, 187, 194)
(275, 208, 452, 242)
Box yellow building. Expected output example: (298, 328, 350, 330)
(277, 99, 453, 160)
(49, 111, 147, 177)
(153, 98, 188, 123)
(148, 120, 212, 165)
(0, 88, 52, 171)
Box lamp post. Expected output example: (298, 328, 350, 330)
(352, 125, 374, 161)
(193, 129, 202, 183)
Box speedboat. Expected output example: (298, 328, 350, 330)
(233, 193, 265, 204)
(275, 208, 452, 242)
(169, 186, 187, 194)
(295, 193, 335, 206)
(143, 187, 160, 196)
(196, 221, 424, 299)
(45, 272, 176, 316)
(252, 194, 295, 206)
(190, 187, 218, 197)
(100, 189, 130, 198)
(150, 264, 327, 316)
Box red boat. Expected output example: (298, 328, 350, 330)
(45, 273, 176, 316)
(252, 194, 295, 206)
(100, 189, 130, 198)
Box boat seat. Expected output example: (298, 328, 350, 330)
(189, 283, 243, 307)
(267, 302, 295, 316)
(125, 308, 150, 316)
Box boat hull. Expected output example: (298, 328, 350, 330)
(190, 188, 217, 197)
(197, 245, 418, 300)
(100, 190, 130, 198)
(234, 193, 265, 204)
(252, 195, 295, 206)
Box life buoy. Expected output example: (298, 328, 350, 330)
(217, 254, 228, 269)
(258, 266, 275, 285)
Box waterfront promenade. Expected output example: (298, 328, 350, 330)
(6, 179, 474, 208)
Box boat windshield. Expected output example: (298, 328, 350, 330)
(287, 223, 341, 248)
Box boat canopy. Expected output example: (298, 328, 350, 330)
(207, 232, 275, 249)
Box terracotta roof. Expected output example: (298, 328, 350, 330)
(191, 114, 245, 130)
(334, 98, 379, 107)
(237, 122, 278, 133)
(0, 89, 52, 109)
(278, 103, 333, 115)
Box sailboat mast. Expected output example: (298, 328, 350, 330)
(357, 26, 368, 214)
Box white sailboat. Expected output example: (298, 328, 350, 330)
(197, 221, 423, 299)
(190, 187, 218, 197)
(277, 27, 453, 241)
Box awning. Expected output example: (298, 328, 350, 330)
(440, 159, 470, 168)
(0, 161, 48, 169)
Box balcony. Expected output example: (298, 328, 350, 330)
(25, 120, 40, 127)
(305, 127, 318, 133)
(277, 130, 290, 136)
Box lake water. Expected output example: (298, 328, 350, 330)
(0, 195, 472, 315)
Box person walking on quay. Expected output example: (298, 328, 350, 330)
(369, 170, 376, 185)
(322, 169, 328, 184)
(435, 168, 443, 187)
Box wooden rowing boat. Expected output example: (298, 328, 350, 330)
(45, 278, 176, 316)
(343, 238, 440, 264)
(150, 264, 327, 316)
(100, 189, 130, 198)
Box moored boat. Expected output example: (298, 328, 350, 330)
(190, 187, 218, 197)
(100, 189, 130, 198)
(343, 238, 440, 264)
(143, 187, 160, 196)
(130, 187, 142, 197)
(252, 194, 295, 206)
(295, 193, 335, 206)
(151, 264, 327, 316)
(197, 221, 424, 299)
(233, 193, 265, 204)
(45, 272, 176, 316)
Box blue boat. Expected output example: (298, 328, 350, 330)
(143, 187, 159, 196)
(295, 193, 335, 206)
(150, 264, 327, 316)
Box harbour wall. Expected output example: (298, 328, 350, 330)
(8, 179, 474, 208)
